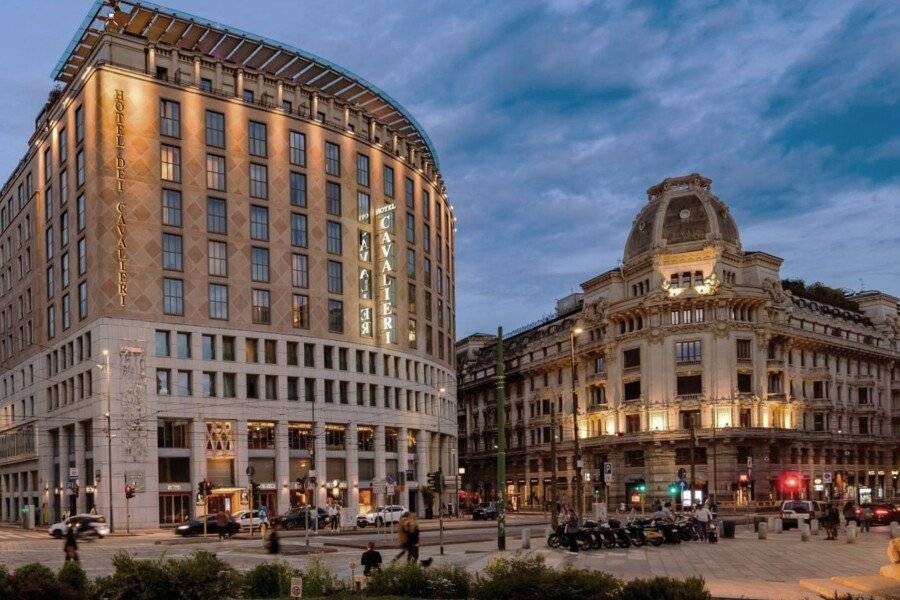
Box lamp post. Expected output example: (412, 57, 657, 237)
(438, 386, 446, 555)
(570, 327, 584, 519)
(100, 350, 115, 533)
(495, 326, 506, 550)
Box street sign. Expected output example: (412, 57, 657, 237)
(823, 471, 832, 484)
(290, 577, 302, 598)
(372, 482, 387, 494)
(246, 466, 255, 476)
(68, 468, 78, 479)
(385, 473, 396, 485)
(386, 483, 395, 496)
(746, 456, 752, 468)
(124, 471, 145, 492)
(603, 462, 612, 476)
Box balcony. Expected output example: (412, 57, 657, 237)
(767, 358, 784, 368)
(676, 393, 703, 402)
(766, 392, 786, 401)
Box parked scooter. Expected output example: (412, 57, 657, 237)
(706, 520, 718, 544)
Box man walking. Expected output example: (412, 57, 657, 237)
(361, 541, 383, 576)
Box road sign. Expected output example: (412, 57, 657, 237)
(386, 483, 396, 496)
(290, 576, 302, 598)
(246, 465, 255, 476)
(385, 473, 396, 485)
(823, 471, 832, 484)
(604, 462, 612, 476)
(372, 482, 387, 494)
(746, 456, 753, 468)
(68, 468, 78, 479)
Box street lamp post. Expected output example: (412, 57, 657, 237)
(570, 327, 584, 519)
(495, 326, 506, 551)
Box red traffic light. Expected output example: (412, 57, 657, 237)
(785, 476, 798, 488)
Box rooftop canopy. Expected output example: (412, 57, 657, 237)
(52, 0, 441, 171)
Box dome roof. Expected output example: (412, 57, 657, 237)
(623, 173, 740, 263)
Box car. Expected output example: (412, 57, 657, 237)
(174, 515, 240, 537)
(472, 502, 498, 520)
(779, 500, 826, 529)
(356, 505, 408, 528)
(48, 514, 110, 538)
(859, 503, 899, 526)
(232, 509, 270, 530)
(271, 506, 328, 530)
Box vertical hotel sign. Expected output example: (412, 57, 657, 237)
(376, 203, 397, 344)
(114, 90, 127, 306)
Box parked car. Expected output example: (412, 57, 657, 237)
(232, 509, 270, 530)
(356, 505, 408, 528)
(271, 506, 328, 530)
(859, 503, 899, 526)
(779, 500, 826, 529)
(175, 515, 240, 537)
(472, 502, 498, 520)
(48, 514, 110, 538)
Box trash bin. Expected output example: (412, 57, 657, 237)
(20, 506, 35, 530)
(723, 520, 735, 539)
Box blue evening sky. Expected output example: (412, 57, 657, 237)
(1, 1, 897, 337)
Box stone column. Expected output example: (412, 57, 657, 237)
(417, 430, 430, 516)
(346, 423, 359, 526)
(343, 106, 350, 130)
(368, 118, 376, 142)
(193, 56, 201, 85)
(275, 420, 289, 514)
(214, 62, 223, 90)
(235, 419, 248, 507)
(276, 81, 284, 107)
(73, 423, 86, 513)
(170, 50, 178, 81)
(59, 428, 69, 516)
(146, 44, 156, 75)
(235, 69, 244, 98)
(314, 420, 327, 506)
(398, 427, 409, 493)
(374, 425, 386, 506)
(191, 419, 207, 517)
(310, 93, 319, 119)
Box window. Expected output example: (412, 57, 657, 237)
(623, 348, 640, 369)
(304, 343, 315, 367)
(202, 335, 216, 360)
(176, 332, 191, 358)
(162, 189, 182, 226)
(156, 369, 170, 395)
(405, 177, 415, 209)
(383, 165, 394, 197)
(59, 171, 69, 205)
(252, 289, 271, 324)
(61, 294, 70, 330)
(291, 254, 308, 288)
(201, 372, 216, 397)
(624, 449, 644, 467)
(160, 145, 181, 181)
(676, 375, 702, 395)
(162, 233, 183, 270)
(813, 413, 825, 432)
(326, 181, 341, 215)
(242, 89, 254, 103)
(290, 172, 306, 206)
(77, 238, 86, 274)
(246, 339, 259, 363)
(408, 283, 416, 313)
(406, 213, 415, 243)
(357, 192, 370, 223)
(45, 266, 54, 298)
(77, 195, 85, 231)
(206, 155, 226, 190)
(246, 374, 259, 399)
(249, 163, 268, 198)
(250, 205, 269, 240)
(327, 260, 343, 294)
(675, 340, 702, 363)
(76, 150, 85, 186)
(736, 339, 752, 361)
(75, 105, 84, 143)
(208, 241, 227, 276)
(207, 197, 227, 233)
(205, 111, 225, 147)
(78, 281, 87, 319)
(200, 77, 212, 92)
(326, 221, 342, 254)
(290, 213, 308, 247)
(289, 131, 305, 166)
(423, 224, 431, 253)
(325, 142, 340, 175)
(292, 294, 309, 329)
(248, 121, 267, 156)
(356, 153, 369, 186)
(423, 258, 431, 286)
(157, 419, 189, 448)
(44, 147, 52, 182)
(163, 278, 183, 315)
(223, 373, 236, 397)
(160, 99, 180, 137)
(60, 213, 69, 246)
(45, 226, 54, 259)
(623, 380, 641, 400)
(264, 340, 277, 364)
(61, 252, 70, 287)
(251, 247, 270, 282)
(223, 337, 236, 360)
(328, 299, 344, 333)
(737, 372, 752, 393)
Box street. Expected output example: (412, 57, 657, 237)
(0, 516, 895, 599)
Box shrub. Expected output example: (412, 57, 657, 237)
(619, 576, 710, 600)
(365, 562, 469, 598)
(91, 552, 175, 600)
(426, 564, 471, 599)
(59, 560, 91, 596)
(0, 564, 14, 599)
(301, 556, 346, 597)
(243, 561, 296, 598)
(473, 554, 550, 600)
(167, 551, 242, 600)
(11, 562, 62, 600)
(544, 567, 621, 600)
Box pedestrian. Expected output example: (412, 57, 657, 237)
(564, 509, 579, 554)
(694, 502, 713, 540)
(335, 504, 342, 531)
(361, 541, 383, 576)
(860, 505, 872, 532)
(393, 511, 411, 563)
(64, 528, 79, 563)
(216, 509, 229, 540)
(327, 503, 337, 531)
(843, 501, 858, 529)
(405, 512, 421, 563)
(89, 505, 98, 516)
(825, 504, 839, 540)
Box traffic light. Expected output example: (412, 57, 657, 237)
(667, 482, 680, 496)
(635, 479, 647, 493)
(784, 476, 798, 489)
(197, 481, 205, 497)
(677, 468, 687, 480)
(124, 483, 135, 499)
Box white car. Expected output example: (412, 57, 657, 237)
(780, 500, 826, 529)
(48, 514, 110, 538)
(356, 505, 408, 528)
(232, 510, 270, 529)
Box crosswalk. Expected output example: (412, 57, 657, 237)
(0, 528, 51, 541)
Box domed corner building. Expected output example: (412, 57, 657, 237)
(457, 173, 899, 511)
(0, 1, 457, 529)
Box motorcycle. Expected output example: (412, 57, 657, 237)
(706, 520, 718, 544)
(547, 525, 592, 551)
(620, 520, 647, 547)
(630, 518, 664, 547)
(653, 519, 683, 544)
(606, 520, 634, 549)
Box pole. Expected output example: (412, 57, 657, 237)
(690, 413, 698, 508)
(104, 351, 115, 533)
(712, 406, 718, 507)
(203, 489, 208, 538)
(438, 468, 444, 555)
(124, 475, 131, 535)
(550, 402, 559, 528)
(495, 326, 506, 551)
(570, 330, 582, 520)
(249, 482, 254, 538)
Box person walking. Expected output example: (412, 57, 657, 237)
(361, 541, 383, 576)
(824, 504, 839, 540)
(216, 509, 229, 541)
(843, 501, 858, 530)
(63, 528, 79, 563)
(334, 504, 342, 531)
(564, 509, 579, 554)
(393, 512, 411, 563)
(265, 527, 280, 554)
(327, 504, 338, 531)
(694, 502, 713, 541)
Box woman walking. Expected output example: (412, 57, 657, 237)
(63, 528, 79, 563)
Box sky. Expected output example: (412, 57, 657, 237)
(1, 1, 898, 337)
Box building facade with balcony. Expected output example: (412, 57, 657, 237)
(0, 0, 457, 528)
(457, 173, 899, 511)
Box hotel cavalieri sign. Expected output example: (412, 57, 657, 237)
(376, 203, 397, 344)
(114, 89, 128, 306)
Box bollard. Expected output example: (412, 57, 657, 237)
(758, 521, 768, 540)
(890, 521, 900, 539)
(810, 518, 819, 535)
(774, 517, 783, 533)
(522, 528, 531, 550)
(800, 523, 810, 542)
(846, 522, 858, 544)
(767, 516, 775, 532)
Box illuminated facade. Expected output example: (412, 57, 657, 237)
(0, 1, 457, 528)
(458, 174, 899, 510)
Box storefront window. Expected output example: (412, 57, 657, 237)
(159, 493, 192, 525)
(288, 424, 313, 451)
(248, 422, 276, 449)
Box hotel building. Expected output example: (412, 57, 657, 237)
(457, 174, 899, 510)
(0, 0, 457, 528)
